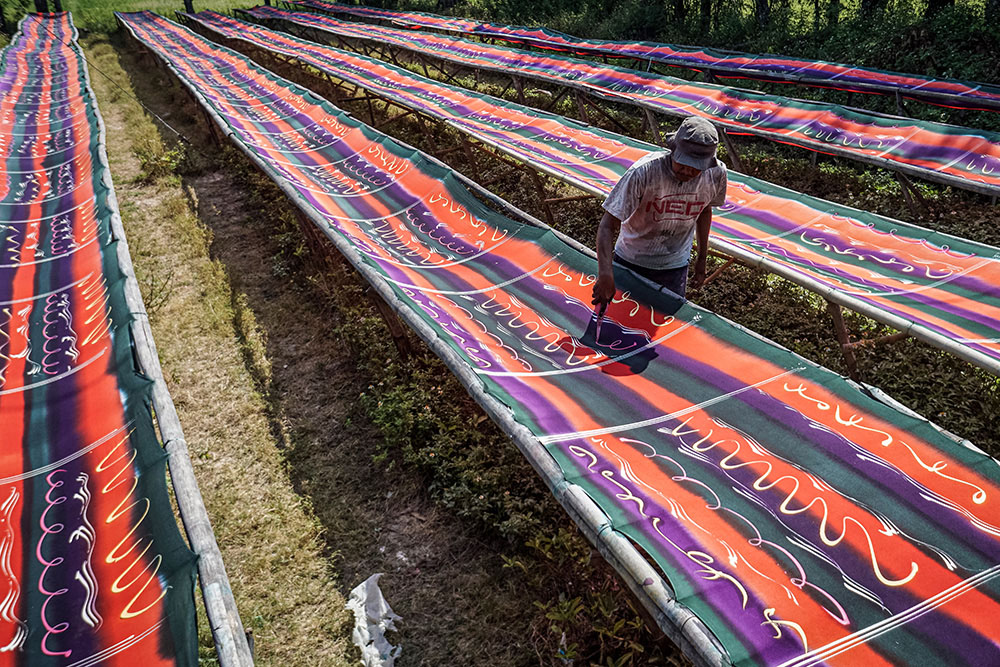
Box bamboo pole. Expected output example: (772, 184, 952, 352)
(113, 15, 254, 667)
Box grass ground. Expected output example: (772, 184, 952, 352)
(82, 33, 356, 666)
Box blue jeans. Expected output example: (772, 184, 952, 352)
(614, 254, 689, 299)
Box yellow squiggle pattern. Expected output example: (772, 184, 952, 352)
(95, 433, 167, 620)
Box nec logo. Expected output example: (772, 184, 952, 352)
(645, 193, 707, 221)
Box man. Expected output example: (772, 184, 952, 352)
(592, 116, 728, 306)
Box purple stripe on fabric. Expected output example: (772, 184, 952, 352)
(714, 205, 1000, 298)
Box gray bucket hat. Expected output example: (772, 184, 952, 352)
(672, 116, 719, 171)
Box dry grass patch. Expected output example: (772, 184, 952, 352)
(83, 34, 354, 666)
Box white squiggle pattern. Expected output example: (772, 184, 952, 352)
(0, 487, 27, 652)
(785, 383, 990, 508)
(70, 473, 102, 629)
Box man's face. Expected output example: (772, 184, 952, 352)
(670, 157, 703, 183)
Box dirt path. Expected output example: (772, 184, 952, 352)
(189, 167, 542, 665)
(85, 35, 355, 666)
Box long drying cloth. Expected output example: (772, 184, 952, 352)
(189, 9, 1000, 379)
(0, 12, 197, 665)
(118, 11, 1000, 667)
(288, 0, 1000, 112)
(254, 5, 1000, 197)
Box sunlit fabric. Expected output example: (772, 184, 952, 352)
(118, 12, 1000, 667)
(289, 0, 1000, 112)
(254, 5, 1000, 197)
(0, 12, 197, 664)
(195, 10, 1000, 376)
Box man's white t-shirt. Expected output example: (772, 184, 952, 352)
(602, 151, 728, 270)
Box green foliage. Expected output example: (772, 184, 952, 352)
(134, 137, 186, 182)
(443, 0, 999, 110)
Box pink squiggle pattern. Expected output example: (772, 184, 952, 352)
(37, 470, 72, 658)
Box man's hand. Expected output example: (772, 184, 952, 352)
(594, 211, 622, 305)
(690, 206, 713, 292)
(592, 271, 616, 306)
(689, 257, 707, 291)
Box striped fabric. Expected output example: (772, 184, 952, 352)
(253, 5, 1000, 197)
(190, 10, 1000, 378)
(0, 12, 197, 665)
(289, 0, 1000, 112)
(118, 11, 1000, 667)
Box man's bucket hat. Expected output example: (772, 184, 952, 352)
(672, 116, 719, 171)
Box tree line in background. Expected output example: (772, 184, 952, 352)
(451, 0, 998, 35)
(399, 0, 999, 88)
(0, 0, 997, 103)
(1, 0, 43, 34)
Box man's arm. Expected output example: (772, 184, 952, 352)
(690, 205, 712, 290)
(593, 210, 622, 305)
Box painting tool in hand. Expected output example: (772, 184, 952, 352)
(594, 301, 608, 343)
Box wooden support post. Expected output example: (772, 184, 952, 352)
(52, 0, 63, 11)
(898, 173, 918, 217)
(477, 174, 506, 188)
(826, 300, 860, 381)
(367, 289, 413, 359)
(527, 169, 556, 225)
(461, 138, 481, 181)
(811, 151, 818, 168)
(717, 126, 744, 172)
(377, 108, 417, 131)
(289, 210, 411, 361)
(702, 256, 736, 286)
(844, 330, 908, 350)
(707, 248, 734, 261)
(511, 75, 526, 104)
(183, 0, 194, 13)
(33, 0, 48, 11)
(574, 92, 591, 124)
(417, 53, 431, 78)
(435, 144, 466, 158)
(542, 86, 570, 112)
(438, 63, 463, 86)
(365, 96, 376, 126)
(582, 95, 629, 134)
(496, 78, 515, 100)
(201, 108, 221, 144)
(895, 172, 930, 218)
(543, 193, 597, 205)
(895, 89, 906, 116)
(644, 109, 665, 147)
(417, 116, 438, 152)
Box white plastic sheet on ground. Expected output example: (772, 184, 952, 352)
(346, 573, 402, 666)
